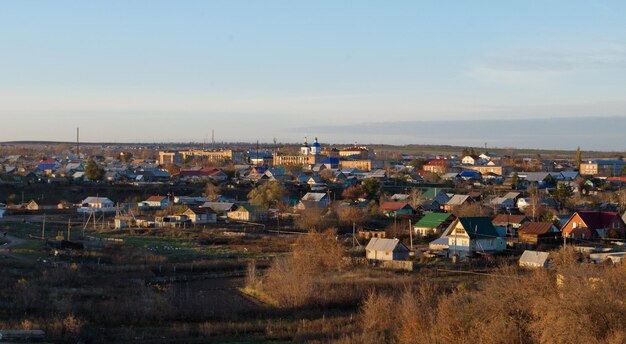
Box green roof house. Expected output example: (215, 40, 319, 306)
(413, 213, 456, 236)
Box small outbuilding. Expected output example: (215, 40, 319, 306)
(365, 238, 410, 261)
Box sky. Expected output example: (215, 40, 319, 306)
(1, 1, 625, 150)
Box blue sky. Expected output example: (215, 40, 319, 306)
(1, 1, 625, 150)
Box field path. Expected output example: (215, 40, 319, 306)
(0, 234, 36, 263)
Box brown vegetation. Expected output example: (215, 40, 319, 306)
(337, 247, 626, 344)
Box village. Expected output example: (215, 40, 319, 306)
(0, 139, 625, 342)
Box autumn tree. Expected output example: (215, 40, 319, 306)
(247, 181, 286, 209)
(362, 178, 381, 200)
(342, 185, 366, 201)
(409, 158, 426, 170)
(337, 206, 368, 227)
(118, 151, 133, 164)
(295, 207, 336, 231)
(84, 157, 104, 181)
(203, 182, 221, 201)
(407, 188, 423, 210)
(511, 172, 519, 189)
(165, 163, 180, 175)
(452, 203, 490, 217)
(553, 184, 574, 209)
(263, 228, 344, 307)
(319, 169, 335, 182)
(575, 146, 582, 170)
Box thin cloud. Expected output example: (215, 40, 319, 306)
(479, 43, 626, 72)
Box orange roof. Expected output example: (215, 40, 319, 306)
(146, 196, 167, 202)
(519, 222, 555, 235)
(380, 202, 412, 212)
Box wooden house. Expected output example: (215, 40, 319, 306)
(518, 222, 561, 246)
(183, 207, 217, 224)
(227, 204, 267, 222)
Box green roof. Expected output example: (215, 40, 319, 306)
(421, 188, 444, 200)
(458, 217, 500, 239)
(414, 213, 454, 228)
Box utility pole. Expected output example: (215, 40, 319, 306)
(67, 218, 71, 240)
(352, 222, 356, 248)
(77, 127, 80, 158)
(409, 219, 413, 251)
(41, 213, 46, 239)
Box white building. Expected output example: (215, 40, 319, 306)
(78, 197, 116, 213)
(366, 238, 410, 261)
(447, 217, 506, 257)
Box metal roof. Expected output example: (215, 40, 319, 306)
(457, 217, 500, 239)
(366, 238, 408, 252)
(414, 213, 454, 228)
(519, 250, 549, 267)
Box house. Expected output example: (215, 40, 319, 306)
(138, 196, 170, 209)
(183, 207, 217, 224)
(503, 192, 522, 203)
(175, 196, 209, 205)
(413, 213, 456, 236)
(358, 229, 387, 240)
(519, 250, 550, 268)
(25, 199, 60, 211)
(379, 202, 414, 217)
(422, 188, 450, 206)
(37, 158, 61, 173)
(227, 204, 267, 222)
(516, 196, 558, 211)
(390, 194, 410, 202)
(78, 197, 115, 213)
(201, 202, 237, 217)
(447, 217, 506, 257)
(487, 197, 516, 210)
(491, 214, 529, 237)
(423, 159, 449, 174)
(442, 194, 470, 212)
(441, 172, 461, 181)
(459, 170, 482, 181)
(518, 222, 561, 246)
(561, 211, 626, 240)
(307, 175, 323, 185)
(365, 238, 410, 261)
(461, 155, 484, 165)
(296, 192, 330, 210)
(174, 167, 226, 182)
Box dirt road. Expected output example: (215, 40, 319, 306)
(0, 234, 35, 263)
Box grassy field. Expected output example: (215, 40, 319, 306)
(370, 143, 624, 159)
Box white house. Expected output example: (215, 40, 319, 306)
(461, 155, 485, 165)
(447, 217, 506, 257)
(78, 197, 115, 213)
(138, 196, 170, 209)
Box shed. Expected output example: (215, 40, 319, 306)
(365, 238, 410, 261)
(519, 250, 550, 268)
